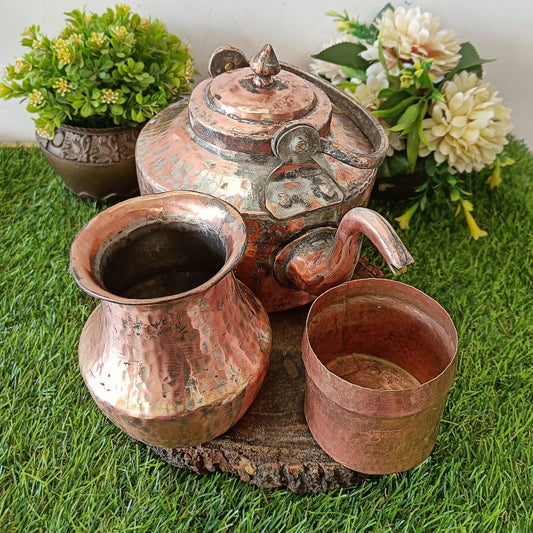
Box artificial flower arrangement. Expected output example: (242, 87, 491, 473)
(310, 4, 513, 238)
(0, 4, 194, 139)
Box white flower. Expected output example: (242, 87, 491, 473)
(343, 62, 388, 110)
(386, 128, 405, 156)
(420, 72, 512, 173)
(362, 7, 461, 80)
(309, 34, 360, 85)
(365, 61, 388, 83)
(348, 75, 387, 112)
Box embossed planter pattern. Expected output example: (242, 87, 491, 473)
(37, 123, 143, 202)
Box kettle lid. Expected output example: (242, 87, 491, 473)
(188, 45, 333, 154)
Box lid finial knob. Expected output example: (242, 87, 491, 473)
(249, 44, 281, 88)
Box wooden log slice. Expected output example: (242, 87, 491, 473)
(149, 259, 384, 493)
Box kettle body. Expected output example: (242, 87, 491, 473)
(136, 45, 407, 311)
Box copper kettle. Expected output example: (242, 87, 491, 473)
(136, 44, 413, 311)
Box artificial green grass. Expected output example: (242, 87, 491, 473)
(0, 139, 531, 532)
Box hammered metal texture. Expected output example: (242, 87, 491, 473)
(302, 279, 458, 474)
(71, 191, 272, 448)
(136, 100, 377, 311)
(136, 49, 392, 312)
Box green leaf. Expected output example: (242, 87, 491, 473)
(336, 81, 358, 92)
(417, 99, 429, 146)
(376, 91, 412, 110)
(430, 88, 445, 102)
(377, 151, 409, 178)
(390, 102, 421, 132)
(406, 128, 420, 171)
(110, 104, 123, 116)
(373, 94, 416, 118)
(326, 10, 378, 41)
(445, 41, 494, 80)
(373, 3, 394, 24)
(415, 180, 429, 194)
(80, 101, 93, 117)
(341, 66, 366, 81)
(420, 193, 428, 211)
(131, 109, 144, 122)
(377, 88, 396, 99)
(312, 42, 368, 70)
(425, 156, 437, 177)
(135, 92, 143, 104)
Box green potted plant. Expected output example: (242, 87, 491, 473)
(1, 3, 194, 201)
(310, 4, 513, 238)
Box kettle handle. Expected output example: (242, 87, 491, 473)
(280, 63, 389, 169)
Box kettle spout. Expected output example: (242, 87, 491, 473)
(274, 207, 414, 296)
(339, 208, 415, 277)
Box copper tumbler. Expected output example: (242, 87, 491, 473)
(302, 279, 458, 474)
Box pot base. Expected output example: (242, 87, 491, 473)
(41, 150, 139, 202)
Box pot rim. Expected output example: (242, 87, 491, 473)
(302, 278, 458, 413)
(70, 190, 248, 305)
(58, 123, 145, 135)
(36, 123, 145, 142)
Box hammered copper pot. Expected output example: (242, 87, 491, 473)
(70, 191, 272, 448)
(136, 44, 414, 311)
(302, 279, 458, 474)
(37, 123, 143, 202)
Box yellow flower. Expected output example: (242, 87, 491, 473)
(32, 38, 43, 49)
(184, 59, 195, 80)
(111, 26, 129, 41)
(101, 89, 119, 104)
(486, 160, 501, 189)
(117, 4, 131, 13)
(413, 61, 424, 78)
(486, 156, 515, 189)
(36, 123, 54, 139)
(90, 32, 106, 48)
(53, 78, 73, 96)
(21, 27, 36, 40)
(55, 38, 69, 49)
(28, 89, 44, 106)
(56, 48, 73, 66)
(14, 58, 29, 74)
(395, 202, 419, 230)
(69, 33, 82, 45)
(460, 200, 487, 240)
(420, 72, 512, 174)
(138, 18, 150, 30)
(400, 70, 414, 89)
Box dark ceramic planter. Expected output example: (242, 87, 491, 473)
(37, 123, 144, 202)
